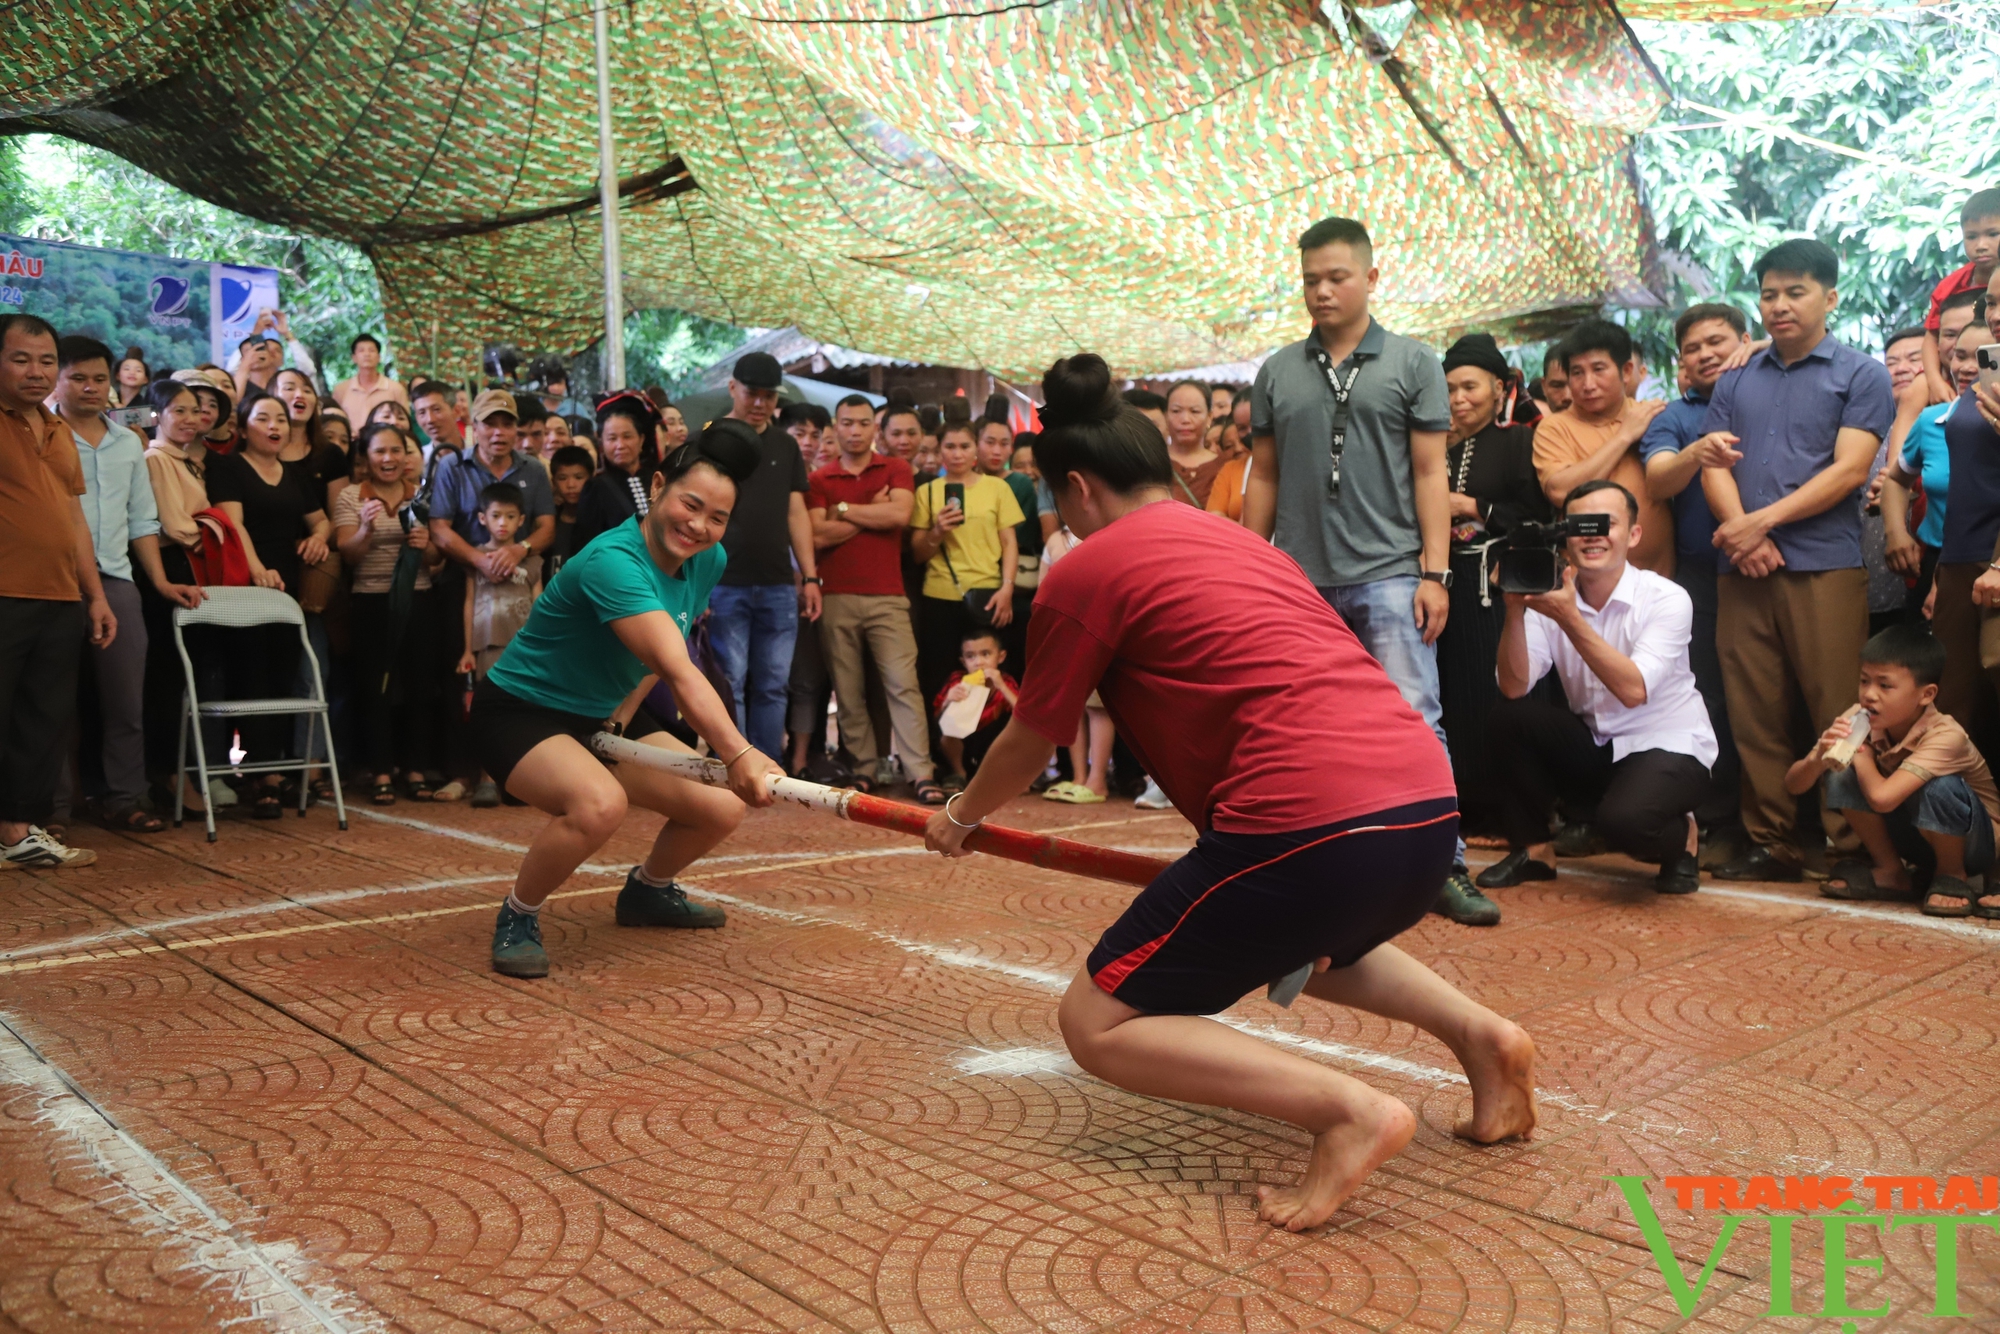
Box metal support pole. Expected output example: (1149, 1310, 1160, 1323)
(593, 0, 626, 391)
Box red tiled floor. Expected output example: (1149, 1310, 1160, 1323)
(3, 794, 1999, 1331)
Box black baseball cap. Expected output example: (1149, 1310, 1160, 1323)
(733, 351, 783, 390)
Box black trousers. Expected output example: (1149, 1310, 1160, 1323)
(1673, 560, 1741, 832)
(432, 564, 475, 779)
(0, 597, 85, 825)
(1487, 695, 1711, 865)
(349, 588, 441, 776)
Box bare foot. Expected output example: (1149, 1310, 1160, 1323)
(1255, 1092, 1414, 1232)
(1452, 1014, 1538, 1144)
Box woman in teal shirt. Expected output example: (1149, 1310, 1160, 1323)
(472, 420, 785, 978)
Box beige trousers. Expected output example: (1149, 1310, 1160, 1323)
(1717, 567, 1868, 859)
(818, 594, 934, 781)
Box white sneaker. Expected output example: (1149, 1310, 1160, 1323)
(207, 779, 240, 808)
(2, 826, 97, 870)
(1134, 777, 1173, 810)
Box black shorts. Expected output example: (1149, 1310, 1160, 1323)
(469, 677, 664, 800)
(1086, 798, 1459, 1016)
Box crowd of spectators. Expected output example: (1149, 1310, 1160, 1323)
(5, 190, 2000, 931)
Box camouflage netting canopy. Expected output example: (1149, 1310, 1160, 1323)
(2, 0, 1831, 377)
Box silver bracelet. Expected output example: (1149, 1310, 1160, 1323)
(943, 793, 983, 830)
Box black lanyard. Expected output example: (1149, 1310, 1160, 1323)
(1306, 340, 1368, 497)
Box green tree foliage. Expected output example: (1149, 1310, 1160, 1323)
(621, 307, 747, 399)
(9, 135, 386, 381)
(1626, 2, 2000, 363)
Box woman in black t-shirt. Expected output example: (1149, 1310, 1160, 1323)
(206, 392, 333, 816)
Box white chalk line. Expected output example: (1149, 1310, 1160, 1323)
(0, 1014, 377, 1332)
(0, 874, 521, 963)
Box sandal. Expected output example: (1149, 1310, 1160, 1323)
(370, 779, 397, 806)
(431, 780, 467, 802)
(402, 772, 435, 801)
(308, 775, 334, 802)
(106, 807, 166, 834)
(1974, 881, 2000, 921)
(1043, 781, 1105, 805)
(940, 773, 966, 794)
(252, 786, 284, 820)
(1922, 873, 1977, 918)
(1821, 858, 1913, 902)
(849, 775, 875, 795)
(913, 779, 947, 806)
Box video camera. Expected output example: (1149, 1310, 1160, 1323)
(1494, 512, 1612, 595)
(481, 345, 568, 395)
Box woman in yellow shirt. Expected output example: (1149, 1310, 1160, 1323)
(910, 421, 1025, 779)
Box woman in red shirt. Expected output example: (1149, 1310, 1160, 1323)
(925, 354, 1537, 1231)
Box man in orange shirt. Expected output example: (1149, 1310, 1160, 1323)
(1532, 319, 1672, 575)
(0, 314, 118, 869)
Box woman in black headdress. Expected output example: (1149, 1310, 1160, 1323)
(1437, 334, 1552, 839)
(572, 391, 661, 552)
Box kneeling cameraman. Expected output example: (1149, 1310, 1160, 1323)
(1479, 480, 1716, 895)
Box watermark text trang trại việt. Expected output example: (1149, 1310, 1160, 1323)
(1613, 1174, 1998, 1330)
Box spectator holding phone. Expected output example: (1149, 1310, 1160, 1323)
(335, 422, 443, 803)
(910, 420, 1023, 744)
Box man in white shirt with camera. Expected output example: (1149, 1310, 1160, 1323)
(1480, 479, 1717, 896)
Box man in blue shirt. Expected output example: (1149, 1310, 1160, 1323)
(1640, 303, 1753, 861)
(1696, 239, 1896, 882)
(427, 389, 557, 801)
(51, 336, 205, 834)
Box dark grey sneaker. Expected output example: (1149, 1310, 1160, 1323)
(1433, 869, 1501, 926)
(615, 869, 727, 928)
(470, 778, 502, 808)
(491, 902, 549, 977)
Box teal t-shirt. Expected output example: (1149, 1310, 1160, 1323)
(488, 517, 726, 718)
(1900, 401, 1954, 549)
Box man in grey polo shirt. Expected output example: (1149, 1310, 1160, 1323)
(1245, 216, 1495, 925)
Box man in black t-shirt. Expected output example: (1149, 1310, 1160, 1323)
(692, 353, 822, 759)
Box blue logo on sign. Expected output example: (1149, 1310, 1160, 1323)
(218, 277, 253, 325)
(149, 275, 191, 317)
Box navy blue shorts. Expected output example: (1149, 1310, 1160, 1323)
(1086, 798, 1459, 1016)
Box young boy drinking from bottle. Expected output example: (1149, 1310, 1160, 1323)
(933, 628, 1019, 790)
(1786, 622, 2000, 918)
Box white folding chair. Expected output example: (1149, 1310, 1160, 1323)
(172, 587, 348, 841)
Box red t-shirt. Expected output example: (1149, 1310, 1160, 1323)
(1926, 262, 1983, 331)
(1013, 501, 1455, 834)
(808, 454, 916, 596)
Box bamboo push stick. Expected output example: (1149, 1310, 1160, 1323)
(589, 732, 1318, 1005)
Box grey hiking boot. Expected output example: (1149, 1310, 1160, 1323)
(491, 901, 549, 977)
(1433, 869, 1501, 926)
(615, 869, 727, 928)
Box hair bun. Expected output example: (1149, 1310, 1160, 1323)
(694, 418, 763, 484)
(1039, 354, 1120, 429)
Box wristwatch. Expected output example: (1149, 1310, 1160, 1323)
(1421, 569, 1454, 589)
(836, 501, 850, 517)
(803, 576, 823, 586)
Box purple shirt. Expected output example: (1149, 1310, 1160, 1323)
(1699, 334, 1893, 573)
